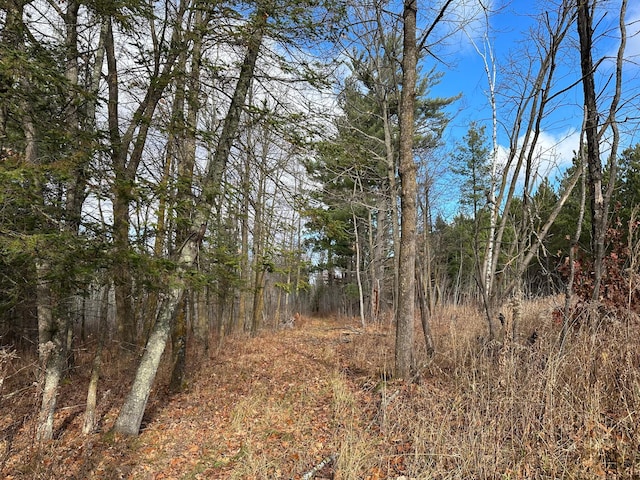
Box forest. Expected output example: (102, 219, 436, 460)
(1, 0, 640, 477)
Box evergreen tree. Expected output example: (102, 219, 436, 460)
(613, 144, 640, 227)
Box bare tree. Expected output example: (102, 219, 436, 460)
(395, 0, 454, 378)
(576, 0, 627, 306)
(476, 1, 581, 336)
(113, 3, 269, 435)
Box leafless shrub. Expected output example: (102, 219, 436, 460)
(345, 299, 640, 478)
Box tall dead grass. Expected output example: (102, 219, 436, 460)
(345, 298, 640, 479)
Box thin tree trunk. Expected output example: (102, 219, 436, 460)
(467, 9, 498, 300)
(416, 266, 434, 355)
(106, 18, 135, 345)
(382, 100, 400, 318)
(169, 297, 188, 392)
(577, 0, 605, 302)
(238, 152, 251, 330)
(169, 5, 206, 389)
(370, 204, 383, 323)
(251, 174, 266, 335)
(83, 283, 110, 434)
(352, 212, 365, 328)
(562, 152, 586, 346)
(114, 5, 267, 435)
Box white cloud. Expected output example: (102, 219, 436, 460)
(497, 128, 580, 191)
(420, 0, 494, 57)
(624, 4, 640, 64)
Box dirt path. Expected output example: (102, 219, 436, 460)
(128, 320, 353, 479)
(2, 317, 388, 479)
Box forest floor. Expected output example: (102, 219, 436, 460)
(2, 301, 640, 479)
(1, 316, 407, 479)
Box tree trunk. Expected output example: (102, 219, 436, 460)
(169, 297, 188, 393)
(238, 151, 251, 331)
(382, 99, 400, 318)
(105, 18, 135, 345)
(395, 0, 418, 380)
(562, 153, 586, 346)
(576, 0, 626, 315)
(114, 285, 187, 435)
(371, 200, 385, 323)
(114, 5, 267, 435)
(114, 223, 203, 435)
(169, 4, 206, 389)
(577, 0, 605, 302)
(251, 173, 266, 335)
(416, 266, 434, 355)
(83, 283, 110, 434)
(352, 211, 365, 328)
(35, 260, 67, 441)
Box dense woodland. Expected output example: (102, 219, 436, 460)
(1, 0, 640, 459)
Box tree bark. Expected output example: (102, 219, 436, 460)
(395, 0, 418, 380)
(114, 5, 268, 435)
(168, 297, 188, 393)
(416, 266, 434, 355)
(575, 0, 626, 314)
(35, 260, 68, 441)
(114, 283, 188, 435)
(576, 0, 605, 302)
(382, 100, 400, 317)
(352, 211, 366, 328)
(83, 283, 110, 434)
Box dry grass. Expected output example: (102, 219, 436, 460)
(2, 303, 640, 479)
(341, 298, 640, 479)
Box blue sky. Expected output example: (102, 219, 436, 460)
(420, 0, 640, 217)
(433, 0, 640, 147)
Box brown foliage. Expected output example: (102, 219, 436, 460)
(560, 217, 640, 326)
(1, 306, 639, 478)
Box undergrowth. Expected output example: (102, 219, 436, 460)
(342, 299, 640, 479)
(1, 301, 639, 479)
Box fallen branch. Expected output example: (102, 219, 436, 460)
(300, 452, 338, 480)
(381, 389, 400, 409)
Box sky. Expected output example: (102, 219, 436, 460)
(433, 0, 640, 150)
(418, 0, 640, 217)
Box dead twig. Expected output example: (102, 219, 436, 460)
(300, 452, 338, 480)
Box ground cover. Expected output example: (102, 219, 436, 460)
(2, 300, 639, 479)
